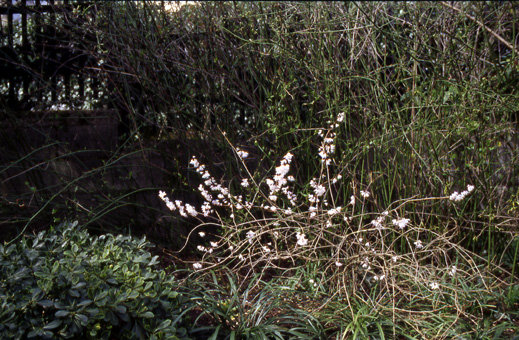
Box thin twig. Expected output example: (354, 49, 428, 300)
(440, 1, 519, 55)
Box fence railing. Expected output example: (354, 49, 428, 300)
(0, 0, 105, 112)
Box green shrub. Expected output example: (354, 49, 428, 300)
(0, 221, 191, 340)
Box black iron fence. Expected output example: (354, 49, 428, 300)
(0, 0, 105, 112)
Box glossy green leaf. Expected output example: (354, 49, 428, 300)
(55, 310, 70, 317)
(37, 300, 55, 308)
(43, 319, 62, 330)
(77, 299, 93, 307)
(141, 311, 154, 318)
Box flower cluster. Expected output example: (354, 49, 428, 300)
(309, 179, 326, 204)
(197, 245, 213, 254)
(317, 113, 344, 165)
(236, 148, 249, 159)
(158, 191, 198, 217)
(191, 156, 231, 209)
(318, 130, 336, 165)
(246, 230, 256, 243)
(449, 184, 475, 202)
(308, 278, 318, 288)
(327, 207, 342, 216)
(296, 232, 308, 246)
(429, 282, 439, 290)
(265, 152, 297, 206)
(361, 257, 371, 270)
(373, 274, 386, 281)
(371, 214, 386, 229)
(371, 211, 393, 229)
(448, 265, 457, 277)
(392, 217, 410, 229)
(360, 190, 370, 198)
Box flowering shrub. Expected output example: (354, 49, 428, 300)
(159, 112, 504, 322)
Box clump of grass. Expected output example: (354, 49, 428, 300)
(183, 270, 321, 340)
(159, 112, 513, 338)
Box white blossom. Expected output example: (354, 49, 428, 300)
(283, 152, 294, 163)
(193, 263, 202, 270)
(166, 201, 175, 211)
(246, 230, 256, 243)
(178, 206, 187, 217)
(450, 185, 474, 202)
(371, 215, 385, 229)
(189, 156, 200, 168)
(361, 257, 371, 270)
(449, 191, 462, 201)
(185, 204, 198, 217)
(201, 201, 213, 216)
(296, 232, 308, 246)
(327, 207, 341, 216)
(314, 185, 326, 197)
(275, 163, 290, 177)
(373, 274, 385, 281)
(392, 218, 410, 229)
(236, 149, 249, 159)
(360, 190, 370, 198)
(449, 265, 457, 277)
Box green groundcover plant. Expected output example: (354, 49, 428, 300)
(0, 221, 191, 340)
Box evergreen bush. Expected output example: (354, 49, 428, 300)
(0, 221, 190, 340)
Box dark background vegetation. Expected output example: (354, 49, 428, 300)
(1, 0, 518, 255)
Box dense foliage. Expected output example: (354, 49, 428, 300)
(2, 1, 519, 242)
(0, 221, 190, 340)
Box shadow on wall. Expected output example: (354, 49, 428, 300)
(0, 108, 207, 246)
